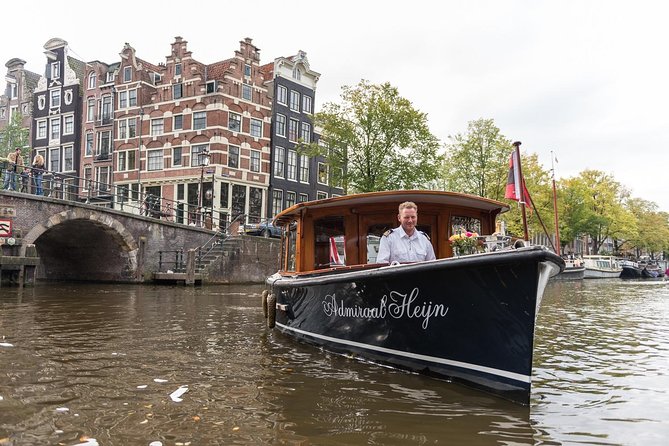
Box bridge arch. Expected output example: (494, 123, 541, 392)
(22, 208, 139, 282)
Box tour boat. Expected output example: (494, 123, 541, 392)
(263, 190, 564, 404)
(552, 257, 585, 280)
(582, 255, 622, 279)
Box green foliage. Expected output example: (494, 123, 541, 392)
(0, 112, 30, 159)
(300, 80, 442, 193)
(623, 199, 669, 256)
(441, 118, 511, 200)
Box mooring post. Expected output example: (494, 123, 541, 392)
(185, 248, 196, 285)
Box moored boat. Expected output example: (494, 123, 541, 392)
(263, 190, 564, 404)
(619, 259, 643, 279)
(552, 257, 585, 280)
(582, 255, 622, 279)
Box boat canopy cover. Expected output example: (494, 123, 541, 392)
(273, 190, 510, 226)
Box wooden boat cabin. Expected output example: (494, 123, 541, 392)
(272, 190, 510, 274)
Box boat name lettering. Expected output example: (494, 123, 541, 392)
(321, 288, 449, 329)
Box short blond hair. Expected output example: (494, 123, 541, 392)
(398, 201, 418, 213)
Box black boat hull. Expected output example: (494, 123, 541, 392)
(267, 246, 562, 404)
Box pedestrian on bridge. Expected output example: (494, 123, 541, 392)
(31, 153, 45, 196)
(3, 147, 24, 191)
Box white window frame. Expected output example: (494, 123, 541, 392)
(299, 154, 309, 183)
(275, 114, 286, 137)
(87, 98, 95, 122)
(250, 118, 262, 138)
(288, 119, 299, 142)
(86, 132, 94, 156)
(286, 191, 296, 208)
(242, 84, 252, 101)
(63, 145, 74, 171)
(172, 147, 182, 167)
(49, 117, 61, 140)
(228, 112, 241, 132)
(289, 90, 300, 112)
(302, 95, 313, 114)
(37, 119, 47, 139)
(274, 146, 285, 178)
(250, 150, 261, 172)
(123, 66, 132, 83)
(147, 149, 163, 171)
(50, 89, 61, 108)
(63, 115, 74, 135)
(51, 62, 60, 80)
(193, 111, 207, 130)
(287, 149, 297, 181)
(151, 118, 164, 136)
(277, 85, 287, 105)
(227, 145, 240, 168)
(272, 189, 284, 216)
(88, 71, 97, 90)
(318, 162, 328, 185)
(301, 122, 311, 143)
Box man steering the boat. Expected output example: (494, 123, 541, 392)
(377, 201, 436, 264)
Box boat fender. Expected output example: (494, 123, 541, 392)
(382, 229, 394, 237)
(267, 293, 276, 329)
(261, 289, 269, 319)
(514, 239, 526, 249)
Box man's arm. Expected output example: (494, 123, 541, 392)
(376, 235, 391, 264)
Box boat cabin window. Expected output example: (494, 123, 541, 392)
(286, 221, 297, 271)
(314, 216, 345, 269)
(450, 215, 481, 236)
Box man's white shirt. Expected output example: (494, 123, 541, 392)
(376, 226, 436, 263)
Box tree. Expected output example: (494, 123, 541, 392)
(0, 112, 30, 159)
(440, 118, 511, 200)
(301, 80, 442, 193)
(624, 199, 669, 257)
(559, 170, 636, 254)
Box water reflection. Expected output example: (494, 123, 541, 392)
(0, 280, 667, 445)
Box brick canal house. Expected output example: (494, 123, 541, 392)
(262, 51, 343, 217)
(31, 38, 86, 199)
(0, 58, 40, 139)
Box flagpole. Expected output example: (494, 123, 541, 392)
(513, 141, 530, 241)
(551, 150, 561, 255)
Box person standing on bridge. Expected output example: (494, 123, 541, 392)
(3, 147, 23, 191)
(31, 153, 45, 196)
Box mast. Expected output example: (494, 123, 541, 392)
(551, 150, 561, 256)
(513, 141, 530, 241)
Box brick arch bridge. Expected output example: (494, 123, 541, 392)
(1, 191, 217, 282)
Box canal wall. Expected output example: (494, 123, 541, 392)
(206, 236, 281, 284)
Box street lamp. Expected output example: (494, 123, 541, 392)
(198, 149, 211, 227)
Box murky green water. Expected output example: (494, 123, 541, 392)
(1, 279, 668, 445)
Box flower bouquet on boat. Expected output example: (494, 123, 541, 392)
(262, 143, 564, 405)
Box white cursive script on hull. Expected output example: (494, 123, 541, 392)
(322, 288, 449, 329)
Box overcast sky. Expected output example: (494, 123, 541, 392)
(5, 0, 668, 211)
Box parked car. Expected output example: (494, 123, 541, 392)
(244, 219, 282, 238)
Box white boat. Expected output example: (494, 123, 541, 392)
(582, 255, 622, 278)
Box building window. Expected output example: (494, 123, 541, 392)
(287, 150, 297, 181)
(250, 150, 260, 172)
(128, 118, 136, 137)
(277, 85, 287, 105)
(299, 193, 308, 203)
(173, 83, 183, 99)
(64, 146, 74, 171)
(318, 162, 328, 184)
(50, 90, 61, 108)
(317, 191, 327, 200)
(228, 145, 239, 168)
(129, 89, 137, 107)
(242, 84, 252, 101)
(151, 118, 164, 136)
(175, 63, 182, 76)
(172, 147, 182, 166)
(49, 148, 60, 172)
(292, 67, 301, 80)
(272, 189, 283, 215)
(84, 167, 92, 189)
(119, 91, 127, 109)
(9, 83, 17, 99)
(299, 154, 309, 182)
(191, 144, 209, 167)
(37, 120, 47, 139)
(173, 115, 183, 130)
(303, 95, 313, 114)
(193, 111, 206, 130)
(118, 120, 127, 139)
(275, 114, 286, 137)
(274, 146, 285, 178)
(301, 122, 311, 143)
(250, 118, 262, 138)
(86, 133, 94, 156)
(87, 99, 95, 122)
(50, 117, 60, 140)
(123, 66, 132, 83)
(286, 191, 296, 208)
(244, 64, 252, 77)
(63, 115, 74, 135)
(289, 90, 300, 111)
(206, 81, 216, 93)
(97, 166, 110, 192)
(51, 62, 60, 79)
(118, 150, 136, 171)
(98, 131, 111, 156)
(228, 112, 241, 132)
(147, 149, 163, 171)
(101, 95, 112, 123)
(288, 119, 299, 142)
(88, 72, 97, 89)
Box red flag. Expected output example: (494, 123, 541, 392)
(504, 151, 531, 204)
(329, 236, 344, 265)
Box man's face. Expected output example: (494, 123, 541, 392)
(398, 207, 418, 234)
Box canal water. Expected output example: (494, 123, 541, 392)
(1, 279, 667, 445)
